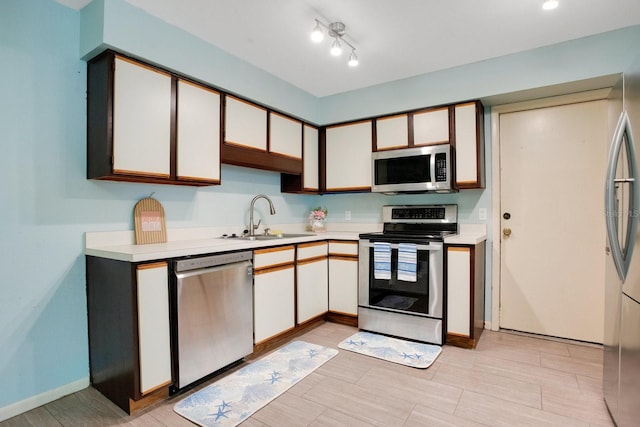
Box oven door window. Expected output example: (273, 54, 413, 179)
(368, 245, 430, 315)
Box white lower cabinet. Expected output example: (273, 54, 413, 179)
(135, 262, 172, 394)
(254, 266, 295, 342)
(328, 241, 359, 316)
(297, 242, 329, 323)
(446, 248, 471, 336)
(446, 242, 486, 348)
(253, 246, 296, 343)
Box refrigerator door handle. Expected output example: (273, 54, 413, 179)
(605, 110, 639, 281)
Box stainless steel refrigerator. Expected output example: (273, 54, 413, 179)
(603, 56, 640, 426)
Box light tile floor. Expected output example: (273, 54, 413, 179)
(0, 322, 613, 426)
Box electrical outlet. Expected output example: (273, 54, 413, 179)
(479, 208, 487, 221)
(345, 210, 352, 221)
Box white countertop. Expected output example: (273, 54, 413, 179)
(85, 227, 363, 262)
(444, 223, 487, 245)
(85, 223, 487, 262)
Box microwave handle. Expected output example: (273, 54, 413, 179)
(430, 151, 436, 185)
(361, 241, 442, 251)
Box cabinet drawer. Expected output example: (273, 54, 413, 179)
(254, 246, 295, 269)
(329, 241, 358, 257)
(297, 242, 328, 260)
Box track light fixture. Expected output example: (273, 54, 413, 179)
(310, 19, 359, 67)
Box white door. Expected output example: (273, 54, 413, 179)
(499, 99, 608, 343)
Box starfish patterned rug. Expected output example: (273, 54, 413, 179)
(173, 341, 338, 426)
(338, 331, 442, 369)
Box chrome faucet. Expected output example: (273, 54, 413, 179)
(249, 194, 276, 236)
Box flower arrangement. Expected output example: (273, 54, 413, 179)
(308, 207, 328, 221)
(307, 207, 328, 232)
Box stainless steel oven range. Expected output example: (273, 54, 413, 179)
(358, 204, 457, 345)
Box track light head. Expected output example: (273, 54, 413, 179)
(330, 38, 342, 56)
(348, 49, 359, 67)
(310, 19, 358, 67)
(310, 21, 323, 42)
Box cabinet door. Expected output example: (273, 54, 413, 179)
(303, 125, 319, 191)
(297, 258, 329, 323)
(455, 102, 484, 188)
(325, 121, 372, 191)
(113, 57, 172, 177)
(224, 96, 267, 151)
(176, 80, 221, 183)
(447, 247, 471, 336)
(270, 112, 302, 159)
(328, 257, 358, 315)
(413, 107, 449, 146)
(376, 114, 409, 150)
(254, 266, 295, 343)
(136, 262, 171, 394)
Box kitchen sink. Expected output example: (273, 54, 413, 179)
(239, 233, 315, 241)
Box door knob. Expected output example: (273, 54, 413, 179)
(503, 228, 512, 237)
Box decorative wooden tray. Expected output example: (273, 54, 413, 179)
(133, 197, 167, 244)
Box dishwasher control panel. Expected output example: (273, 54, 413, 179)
(174, 250, 253, 272)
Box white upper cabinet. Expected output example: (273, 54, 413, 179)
(176, 80, 221, 183)
(413, 107, 450, 146)
(325, 120, 372, 191)
(224, 95, 267, 151)
(376, 114, 409, 150)
(269, 112, 302, 159)
(113, 57, 172, 177)
(455, 101, 484, 188)
(303, 125, 319, 191)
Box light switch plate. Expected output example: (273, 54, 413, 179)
(345, 210, 352, 221)
(478, 208, 487, 220)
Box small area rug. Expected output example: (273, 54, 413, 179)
(174, 340, 337, 426)
(338, 331, 442, 369)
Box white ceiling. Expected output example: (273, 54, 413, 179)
(57, 0, 640, 97)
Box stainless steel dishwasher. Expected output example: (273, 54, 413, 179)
(173, 251, 253, 389)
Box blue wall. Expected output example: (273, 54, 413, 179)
(1, 0, 638, 415)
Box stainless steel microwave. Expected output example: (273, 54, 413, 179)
(371, 144, 456, 194)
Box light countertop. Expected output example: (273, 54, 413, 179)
(85, 227, 362, 262)
(85, 223, 487, 262)
(444, 223, 487, 245)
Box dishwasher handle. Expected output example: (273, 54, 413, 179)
(175, 260, 252, 281)
(174, 250, 252, 273)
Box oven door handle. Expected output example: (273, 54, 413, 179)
(361, 241, 442, 251)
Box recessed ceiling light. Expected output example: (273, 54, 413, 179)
(543, 0, 559, 10)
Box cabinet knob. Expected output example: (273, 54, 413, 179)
(503, 228, 512, 237)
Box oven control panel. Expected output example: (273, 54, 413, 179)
(383, 204, 457, 224)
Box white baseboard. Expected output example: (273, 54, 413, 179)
(484, 320, 495, 331)
(0, 377, 90, 422)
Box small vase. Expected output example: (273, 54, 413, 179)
(311, 219, 326, 233)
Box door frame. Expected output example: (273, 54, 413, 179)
(489, 88, 613, 331)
